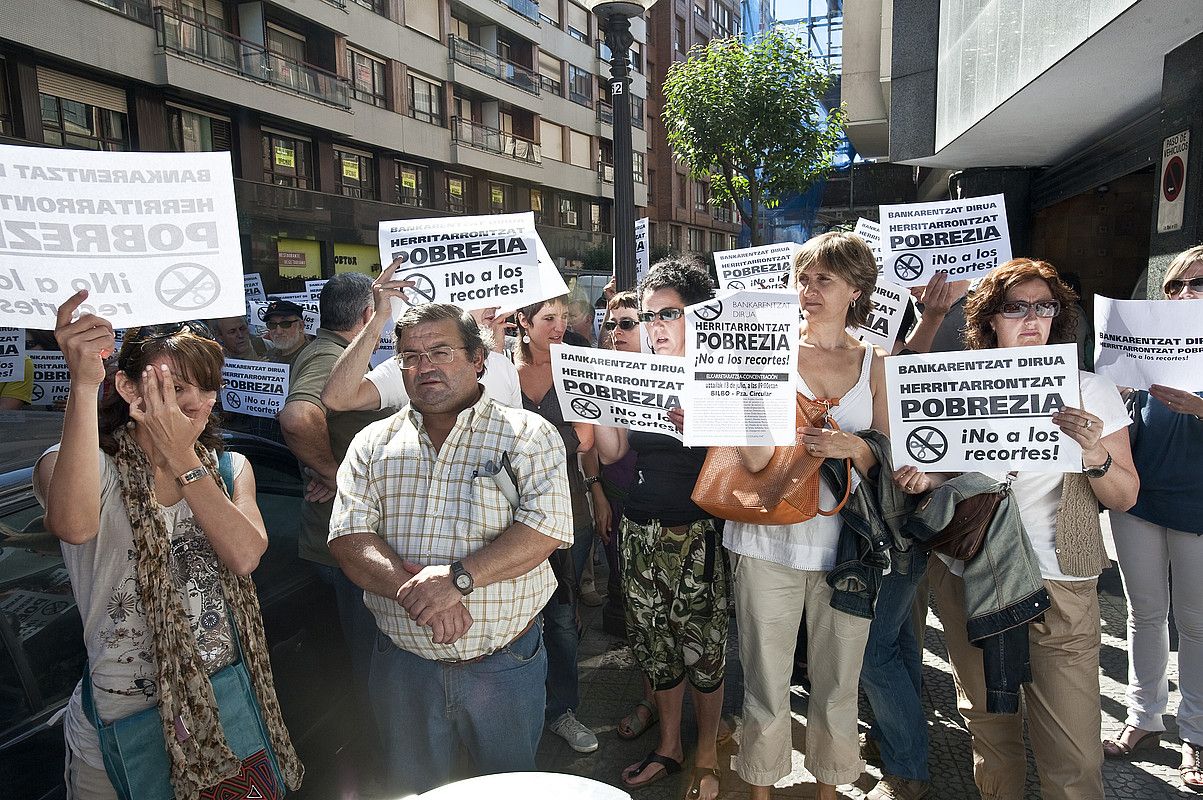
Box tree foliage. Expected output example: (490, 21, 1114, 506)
(662, 30, 846, 246)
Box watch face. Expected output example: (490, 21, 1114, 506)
(455, 573, 471, 590)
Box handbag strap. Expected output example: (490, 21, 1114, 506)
(816, 414, 853, 517)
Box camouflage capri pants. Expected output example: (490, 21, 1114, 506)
(619, 516, 729, 692)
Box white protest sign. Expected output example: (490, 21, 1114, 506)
(1094, 297, 1203, 391)
(879, 194, 1011, 288)
(0, 145, 244, 329)
(713, 243, 800, 291)
(221, 359, 289, 418)
(0, 327, 25, 381)
(370, 329, 396, 369)
(243, 273, 265, 302)
(593, 308, 607, 341)
(249, 296, 320, 336)
(683, 290, 799, 446)
(305, 279, 328, 302)
(635, 217, 650, 286)
(378, 212, 567, 313)
(30, 351, 71, 408)
(886, 343, 1081, 473)
(1158, 130, 1189, 233)
(854, 218, 883, 273)
(853, 280, 910, 350)
(551, 344, 685, 440)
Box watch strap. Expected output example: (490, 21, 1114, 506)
(450, 560, 474, 596)
(176, 465, 210, 487)
(1083, 452, 1112, 478)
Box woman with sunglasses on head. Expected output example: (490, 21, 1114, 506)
(514, 295, 605, 754)
(594, 259, 727, 800)
(1103, 245, 1203, 790)
(33, 292, 301, 799)
(916, 258, 1138, 800)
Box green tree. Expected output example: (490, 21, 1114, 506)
(662, 30, 845, 246)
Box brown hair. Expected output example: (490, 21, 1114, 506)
(100, 328, 225, 455)
(1163, 245, 1203, 297)
(515, 295, 568, 364)
(963, 258, 1080, 350)
(607, 291, 639, 312)
(793, 232, 878, 329)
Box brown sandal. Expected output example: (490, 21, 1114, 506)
(684, 767, 721, 800)
(1102, 726, 1161, 759)
(1183, 742, 1203, 792)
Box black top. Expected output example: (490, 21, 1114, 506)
(624, 430, 709, 528)
(523, 382, 588, 527)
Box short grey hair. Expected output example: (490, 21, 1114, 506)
(319, 272, 374, 331)
(394, 303, 490, 377)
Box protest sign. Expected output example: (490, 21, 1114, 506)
(1094, 297, 1203, 391)
(853, 280, 910, 350)
(683, 291, 798, 446)
(377, 212, 567, 313)
(551, 344, 686, 440)
(885, 343, 1081, 473)
(0, 327, 25, 381)
(635, 217, 650, 286)
(305, 279, 328, 302)
(221, 359, 289, 418)
(0, 145, 244, 329)
(243, 273, 265, 302)
(370, 329, 396, 369)
(249, 295, 320, 336)
(593, 308, 607, 341)
(30, 351, 71, 408)
(879, 194, 1011, 288)
(713, 243, 800, 291)
(853, 218, 883, 273)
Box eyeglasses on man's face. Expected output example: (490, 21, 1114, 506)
(637, 308, 685, 323)
(265, 318, 301, 330)
(398, 346, 467, 369)
(603, 318, 640, 331)
(998, 300, 1061, 319)
(1165, 277, 1203, 296)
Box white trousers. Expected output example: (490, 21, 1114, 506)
(1110, 510, 1203, 744)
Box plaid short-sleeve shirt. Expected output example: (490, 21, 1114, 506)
(329, 389, 572, 660)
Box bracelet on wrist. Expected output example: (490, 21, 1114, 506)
(584, 475, 601, 489)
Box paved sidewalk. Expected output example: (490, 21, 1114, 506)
(537, 556, 1188, 798)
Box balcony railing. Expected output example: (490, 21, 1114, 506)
(155, 8, 350, 109)
(81, 0, 152, 24)
(449, 37, 540, 96)
(714, 205, 732, 222)
(493, 0, 541, 24)
(321, 0, 347, 9)
(568, 88, 592, 108)
(597, 102, 613, 125)
(452, 118, 542, 165)
(351, 0, 389, 13)
(540, 75, 563, 96)
(598, 162, 614, 182)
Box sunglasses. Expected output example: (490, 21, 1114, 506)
(265, 318, 302, 330)
(998, 300, 1061, 319)
(637, 308, 685, 323)
(1165, 277, 1203, 296)
(603, 318, 640, 331)
(118, 321, 214, 371)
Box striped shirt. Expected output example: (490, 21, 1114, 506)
(329, 389, 572, 660)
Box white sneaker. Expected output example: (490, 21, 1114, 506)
(548, 711, 599, 753)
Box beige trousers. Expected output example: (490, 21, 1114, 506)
(733, 554, 871, 787)
(929, 557, 1105, 800)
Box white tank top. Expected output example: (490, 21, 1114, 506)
(725, 342, 876, 572)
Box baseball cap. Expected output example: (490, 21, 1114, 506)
(262, 298, 306, 320)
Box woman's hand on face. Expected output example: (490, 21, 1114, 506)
(893, 465, 933, 495)
(54, 290, 115, 388)
(1051, 406, 1104, 453)
(128, 363, 214, 473)
(798, 426, 862, 459)
(1150, 384, 1203, 418)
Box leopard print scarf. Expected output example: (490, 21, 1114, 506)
(112, 426, 303, 798)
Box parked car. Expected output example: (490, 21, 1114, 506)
(0, 411, 362, 800)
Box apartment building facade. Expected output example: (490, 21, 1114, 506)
(0, 0, 648, 292)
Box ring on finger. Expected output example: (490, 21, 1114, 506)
(1084, 419, 1092, 429)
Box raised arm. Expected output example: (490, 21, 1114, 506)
(593, 423, 630, 464)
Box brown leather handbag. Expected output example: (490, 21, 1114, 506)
(690, 394, 853, 525)
(919, 473, 1015, 561)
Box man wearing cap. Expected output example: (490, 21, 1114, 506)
(262, 298, 311, 366)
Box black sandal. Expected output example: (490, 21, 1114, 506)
(1102, 726, 1161, 759)
(621, 751, 682, 788)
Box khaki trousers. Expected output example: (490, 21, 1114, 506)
(733, 554, 871, 787)
(929, 557, 1104, 800)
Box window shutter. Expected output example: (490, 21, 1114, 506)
(37, 68, 128, 114)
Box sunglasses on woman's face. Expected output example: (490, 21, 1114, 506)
(1165, 277, 1203, 296)
(998, 300, 1061, 319)
(637, 308, 685, 323)
(603, 318, 640, 331)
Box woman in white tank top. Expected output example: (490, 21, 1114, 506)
(726, 233, 890, 800)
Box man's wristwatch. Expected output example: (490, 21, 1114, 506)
(1083, 452, 1113, 478)
(450, 560, 474, 596)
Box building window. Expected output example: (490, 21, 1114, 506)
(629, 41, 643, 73)
(531, 188, 544, 224)
(167, 106, 231, 152)
(40, 94, 128, 151)
(346, 47, 387, 107)
(559, 196, 580, 228)
(711, 1, 732, 36)
(694, 181, 708, 212)
(0, 60, 11, 136)
(351, 0, 390, 15)
(567, 65, 592, 107)
(631, 94, 645, 129)
(589, 202, 611, 233)
(676, 174, 687, 208)
(670, 224, 682, 251)
(261, 131, 312, 189)
(567, 2, 589, 42)
(633, 152, 646, 184)
(410, 73, 444, 126)
(710, 232, 725, 252)
(335, 149, 376, 199)
(647, 168, 656, 198)
(675, 16, 686, 53)
(396, 162, 432, 207)
(446, 173, 473, 213)
(539, 52, 563, 96)
(688, 227, 703, 252)
(488, 182, 513, 213)
(694, 3, 707, 19)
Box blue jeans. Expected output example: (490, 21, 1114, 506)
(860, 551, 930, 781)
(315, 563, 377, 692)
(542, 591, 580, 720)
(369, 622, 547, 795)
